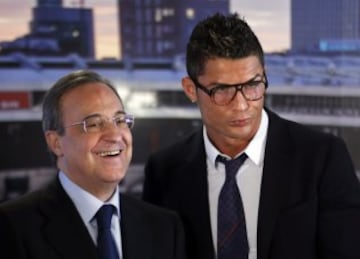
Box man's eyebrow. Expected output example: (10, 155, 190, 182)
(81, 110, 126, 120)
(114, 110, 126, 116)
(215, 73, 264, 87)
(82, 113, 102, 120)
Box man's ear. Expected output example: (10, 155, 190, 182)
(44, 131, 63, 157)
(181, 76, 198, 103)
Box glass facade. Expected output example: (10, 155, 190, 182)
(291, 0, 360, 53)
(118, 0, 229, 59)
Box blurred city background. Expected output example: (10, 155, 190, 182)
(0, 0, 359, 200)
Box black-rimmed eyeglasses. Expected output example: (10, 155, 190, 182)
(193, 74, 268, 106)
(63, 113, 135, 133)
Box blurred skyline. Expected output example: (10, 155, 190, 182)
(0, 0, 290, 59)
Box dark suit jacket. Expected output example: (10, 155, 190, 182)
(0, 178, 187, 259)
(142, 109, 360, 259)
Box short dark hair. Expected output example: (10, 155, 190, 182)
(42, 70, 122, 135)
(186, 13, 265, 80)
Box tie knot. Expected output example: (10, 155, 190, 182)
(96, 204, 116, 230)
(217, 153, 247, 178)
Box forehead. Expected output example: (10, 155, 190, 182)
(200, 56, 263, 83)
(204, 56, 262, 73)
(61, 82, 123, 114)
(63, 82, 120, 100)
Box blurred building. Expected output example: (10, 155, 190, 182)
(0, 0, 95, 58)
(291, 0, 360, 54)
(118, 0, 229, 60)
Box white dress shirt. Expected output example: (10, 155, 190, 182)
(204, 109, 268, 259)
(59, 172, 123, 258)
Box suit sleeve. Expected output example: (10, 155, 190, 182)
(0, 208, 26, 259)
(142, 154, 163, 205)
(172, 211, 188, 259)
(317, 136, 360, 258)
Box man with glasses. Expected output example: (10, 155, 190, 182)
(142, 13, 360, 259)
(0, 70, 187, 259)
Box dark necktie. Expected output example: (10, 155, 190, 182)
(96, 204, 120, 259)
(217, 153, 249, 259)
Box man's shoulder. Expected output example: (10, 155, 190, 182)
(0, 186, 51, 226)
(121, 194, 179, 220)
(0, 187, 45, 211)
(267, 109, 346, 151)
(268, 109, 338, 139)
(0, 179, 63, 218)
(149, 129, 202, 158)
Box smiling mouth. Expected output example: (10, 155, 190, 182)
(97, 150, 121, 157)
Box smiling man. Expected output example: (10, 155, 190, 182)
(142, 13, 360, 259)
(0, 70, 187, 259)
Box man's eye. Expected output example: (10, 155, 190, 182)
(86, 118, 103, 128)
(87, 123, 98, 128)
(114, 116, 126, 126)
(214, 85, 232, 93)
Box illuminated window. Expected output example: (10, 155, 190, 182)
(163, 8, 174, 17)
(155, 8, 162, 22)
(72, 30, 80, 38)
(186, 8, 195, 19)
(128, 92, 157, 109)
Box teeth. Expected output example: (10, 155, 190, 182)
(98, 150, 121, 157)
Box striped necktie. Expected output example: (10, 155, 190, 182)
(217, 153, 249, 259)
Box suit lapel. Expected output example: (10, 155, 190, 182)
(179, 114, 296, 259)
(39, 180, 98, 259)
(177, 130, 215, 258)
(177, 112, 300, 258)
(257, 110, 295, 259)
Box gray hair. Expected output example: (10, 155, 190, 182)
(42, 70, 123, 135)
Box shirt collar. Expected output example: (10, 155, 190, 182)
(58, 171, 121, 224)
(204, 109, 268, 167)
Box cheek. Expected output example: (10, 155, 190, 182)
(124, 131, 133, 151)
(119, 131, 133, 165)
(61, 135, 97, 156)
(252, 98, 264, 112)
(197, 96, 214, 114)
(200, 102, 224, 122)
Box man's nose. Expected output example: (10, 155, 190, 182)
(232, 89, 249, 110)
